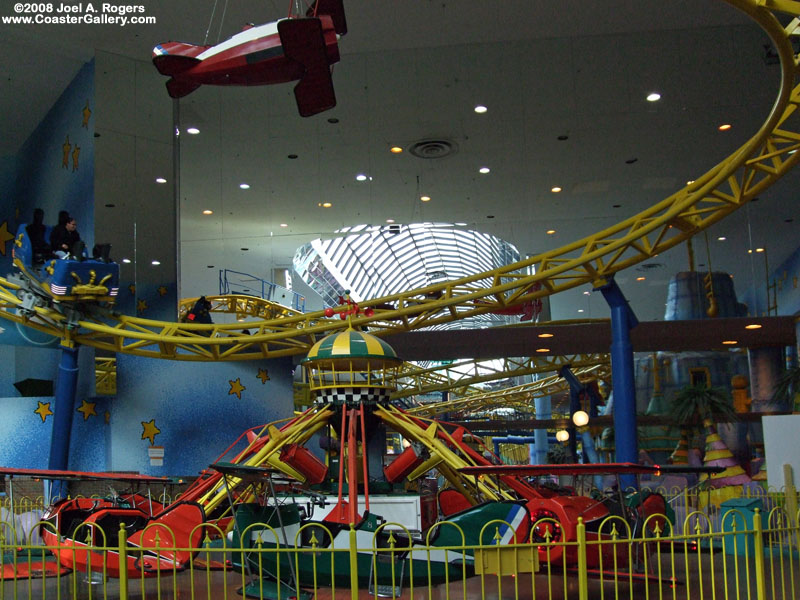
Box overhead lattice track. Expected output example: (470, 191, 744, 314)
(391, 353, 610, 399)
(403, 363, 612, 418)
(0, 0, 798, 360)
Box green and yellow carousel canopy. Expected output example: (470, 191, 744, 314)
(303, 327, 401, 367)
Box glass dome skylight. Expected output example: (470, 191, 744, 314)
(293, 222, 521, 308)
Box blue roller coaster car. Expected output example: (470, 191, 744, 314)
(12, 224, 120, 305)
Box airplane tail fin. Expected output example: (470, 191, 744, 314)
(165, 78, 202, 99)
(306, 0, 347, 35)
(279, 18, 337, 117)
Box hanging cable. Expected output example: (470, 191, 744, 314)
(203, 0, 219, 45)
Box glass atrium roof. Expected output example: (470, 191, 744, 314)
(293, 223, 522, 309)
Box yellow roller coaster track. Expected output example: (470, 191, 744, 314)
(404, 363, 612, 418)
(0, 0, 798, 361)
(391, 353, 610, 399)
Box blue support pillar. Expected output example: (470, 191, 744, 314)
(597, 278, 639, 489)
(533, 395, 551, 465)
(48, 345, 79, 501)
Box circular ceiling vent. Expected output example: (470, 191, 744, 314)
(636, 262, 665, 272)
(409, 139, 458, 159)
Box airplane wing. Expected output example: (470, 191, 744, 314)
(278, 18, 337, 117)
(459, 463, 726, 477)
(0, 466, 171, 484)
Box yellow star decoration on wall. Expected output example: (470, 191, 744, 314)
(62, 135, 71, 168)
(76, 399, 97, 421)
(137, 299, 148, 313)
(228, 377, 246, 399)
(158, 286, 168, 296)
(129, 284, 136, 295)
(0, 221, 14, 256)
(141, 419, 161, 445)
(34, 401, 53, 423)
(257, 368, 270, 384)
(82, 101, 91, 128)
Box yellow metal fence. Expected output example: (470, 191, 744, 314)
(1, 506, 799, 600)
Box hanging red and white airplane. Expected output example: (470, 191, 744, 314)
(152, 0, 347, 116)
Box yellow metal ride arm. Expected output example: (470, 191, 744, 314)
(0, 0, 798, 361)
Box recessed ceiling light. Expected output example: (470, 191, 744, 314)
(390, 146, 403, 154)
(536, 348, 550, 353)
(687, 180, 695, 185)
(479, 167, 491, 174)
(538, 333, 553, 338)
(122, 258, 131, 264)
(718, 124, 732, 131)
(755, 248, 765, 253)
(646, 92, 661, 102)
(583, 291, 590, 295)
(202, 209, 213, 215)
(722, 340, 738, 345)
(356, 174, 367, 181)
(578, 309, 584, 313)
(636, 276, 646, 281)
(474, 105, 488, 113)
(551, 186, 562, 193)
(322, 202, 332, 208)
(546, 229, 556, 235)
(280, 223, 288, 228)
(386, 219, 395, 223)
(420, 195, 431, 202)
(151, 260, 161, 266)
(239, 183, 250, 189)
(155, 177, 167, 184)
(717, 236, 726, 241)
(745, 324, 762, 330)
(186, 127, 200, 135)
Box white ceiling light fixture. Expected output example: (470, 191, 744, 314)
(646, 92, 661, 102)
(239, 183, 250, 189)
(479, 167, 490, 174)
(155, 177, 167, 184)
(151, 260, 161, 266)
(356, 174, 368, 181)
(474, 105, 488, 113)
(186, 127, 200, 134)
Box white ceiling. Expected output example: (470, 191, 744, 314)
(3, 0, 798, 323)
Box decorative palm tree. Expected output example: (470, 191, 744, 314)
(668, 384, 749, 487)
(772, 364, 800, 411)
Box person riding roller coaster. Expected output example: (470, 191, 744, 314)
(183, 296, 213, 324)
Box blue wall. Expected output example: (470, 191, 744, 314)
(110, 355, 294, 475)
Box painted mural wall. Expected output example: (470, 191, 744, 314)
(110, 354, 295, 476)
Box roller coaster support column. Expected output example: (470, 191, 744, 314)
(596, 277, 639, 489)
(559, 366, 603, 489)
(533, 395, 551, 464)
(48, 344, 79, 501)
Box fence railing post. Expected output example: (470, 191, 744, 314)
(349, 525, 359, 600)
(577, 517, 588, 600)
(118, 523, 128, 600)
(752, 508, 767, 600)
